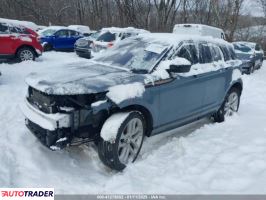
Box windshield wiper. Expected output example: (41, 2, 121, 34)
(130, 68, 149, 74)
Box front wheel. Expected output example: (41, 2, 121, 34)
(98, 111, 145, 171)
(213, 87, 241, 123)
(17, 47, 35, 62)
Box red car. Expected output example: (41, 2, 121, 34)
(0, 21, 43, 62)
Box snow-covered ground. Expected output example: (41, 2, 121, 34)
(0, 52, 266, 194)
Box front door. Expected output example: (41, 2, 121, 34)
(157, 43, 206, 130)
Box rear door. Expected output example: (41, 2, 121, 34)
(69, 30, 82, 48)
(0, 23, 14, 55)
(199, 42, 231, 112)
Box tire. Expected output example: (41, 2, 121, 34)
(213, 87, 241, 123)
(17, 47, 35, 62)
(44, 43, 53, 52)
(248, 64, 255, 74)
(98, 111, 145, 171)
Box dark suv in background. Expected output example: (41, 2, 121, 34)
(233, 42, 264, 74)
(21, 33, 243, 171)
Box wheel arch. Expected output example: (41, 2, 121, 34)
(119, 104, 153, 137)
(230, 80, 243, 95)
(16, 45, 38, 57)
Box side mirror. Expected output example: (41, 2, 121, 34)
(168, 64, 191, 73)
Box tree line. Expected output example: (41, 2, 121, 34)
(0, 0, 263, 41)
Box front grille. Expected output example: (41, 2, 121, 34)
(28, 87, 57, 113)
(28, 87, 98, 114)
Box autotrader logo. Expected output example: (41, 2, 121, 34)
(0, 188, 54, 200)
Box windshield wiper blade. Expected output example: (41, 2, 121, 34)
(130, 68, 149, 74)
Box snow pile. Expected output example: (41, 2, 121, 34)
(101, 112, 131, 142)
(107, 82, 145, 104)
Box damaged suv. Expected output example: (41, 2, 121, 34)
(21, 33, 243, 171)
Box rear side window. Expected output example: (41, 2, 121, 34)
(9, 26, 30, 35)
(121, 33, 133, 40)
(220, 46, 230, 61)
(69, 30, 80, 36)
(177, 44, 199, 64)
(0, 23, 9, 34)
(229, 47, 236, 60)
(97, 31, 116, 42)
(55, 30, 69, 37)
(210, 45, 223, 62)
(199, 43, 212, 63)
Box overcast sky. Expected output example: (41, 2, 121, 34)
(242, 0, 264, 17)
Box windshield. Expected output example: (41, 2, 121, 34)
(41, 29, 58, 36)
(97, 31, 116, 42)
(233, 43, 252, 53)
(90, 31, 100, 40)
(94, 38, 169, 71)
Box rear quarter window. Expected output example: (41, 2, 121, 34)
(219, 46, 230, 61)
(209, 45, 223, 62)
(0, 23, 9, 34)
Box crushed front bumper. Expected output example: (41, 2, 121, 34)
(20, 99, 72, 149)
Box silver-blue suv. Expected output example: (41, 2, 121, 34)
(21, 33, 243, 171)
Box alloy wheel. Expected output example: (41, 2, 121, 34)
(118, 118, 144, 165)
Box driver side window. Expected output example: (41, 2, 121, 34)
(176, 44, 199, 65)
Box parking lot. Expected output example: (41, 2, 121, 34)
(0, 52, 266, 194)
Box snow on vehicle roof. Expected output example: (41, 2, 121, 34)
(101, 27, 149, 34)
(173, 24, 225, 39)
(174, 24, 223, 32)
(137, 33, 232, 47)
(68, 25, 90, 33)
(38, 26, 67, 35)
(0, 18, 38, 31)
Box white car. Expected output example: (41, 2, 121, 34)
(75, 27, 149, 58)
(173, 24, 226, 40)
(92, 27, 149, 52)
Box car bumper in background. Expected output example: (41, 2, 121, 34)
(75, 47, 91, 59)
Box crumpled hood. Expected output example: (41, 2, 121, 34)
(26, 61, 146, 95)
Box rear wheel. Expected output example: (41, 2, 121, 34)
(98, 111, 145, 171)
(17, 47, 35, 62)
(213, 87, 241, 123)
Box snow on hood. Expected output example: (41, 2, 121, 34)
(25, 61, 146, 95)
